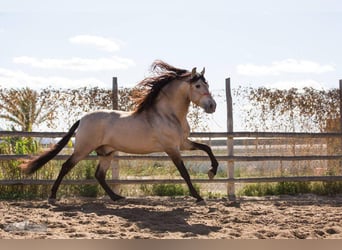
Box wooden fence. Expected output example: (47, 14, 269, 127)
(1, 78, 342, 200)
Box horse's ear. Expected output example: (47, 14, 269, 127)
(191, 67, 197, 78)
(201, 67, 205, 76)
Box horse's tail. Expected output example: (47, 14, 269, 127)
(20, 120, 80, 175)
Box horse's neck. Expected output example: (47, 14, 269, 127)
(157, 83, 190, 122)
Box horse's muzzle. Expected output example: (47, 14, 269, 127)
(204, 99, 216, 113)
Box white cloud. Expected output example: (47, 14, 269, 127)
(11, 35, 135, 72)
(0, 67, 107, 89)
(69, 35, 122, 52)
(13, 56, 135, 71)
(237, 59, 335, 76)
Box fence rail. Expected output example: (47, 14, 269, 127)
(2, 153, 342, 162)
(1, 175, 342, 186)
(1, 131, 342, 190)
(1, 78, 342, 199)
(3, 131, 342, 138)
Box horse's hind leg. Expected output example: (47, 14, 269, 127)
(95, 154, 124, 201)
(49, 153, 81, 201)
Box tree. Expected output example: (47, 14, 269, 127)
(50, 86, 209, 131)
(234, 86, 340, 132)
(0, 87, 58, 131)
(0, 86, 210, 132)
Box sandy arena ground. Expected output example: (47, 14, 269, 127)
(0, 195, 342, 239)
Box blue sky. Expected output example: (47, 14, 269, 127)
(1, 0, 342, 131)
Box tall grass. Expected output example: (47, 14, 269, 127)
(238, 181, 342, 197)
(0, 136, 44, 199)
(236, 127, 342, 197)
(0, 137, 205, 199)
(1, 135, 342, 199)
(0, 137, 103, 199)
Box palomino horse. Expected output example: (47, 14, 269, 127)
(20, 60, 218, 203)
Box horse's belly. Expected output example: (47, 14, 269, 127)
(106, 131, 163, 154)
(112, 140, 163, 154)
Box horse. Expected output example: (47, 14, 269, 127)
(20, 60, 218, 203)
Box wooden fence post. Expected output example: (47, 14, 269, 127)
(226, 78, 236, 200)
(111, 77, 120, 193)
(339, 79, 342, 174)
(340, 80, 342, 132)
(112, 77, 118, 110)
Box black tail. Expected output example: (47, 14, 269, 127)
(20, 120, 80, 175)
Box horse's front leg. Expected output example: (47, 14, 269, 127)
(166, 149, 204, 203)
(182, 139, 219, 180)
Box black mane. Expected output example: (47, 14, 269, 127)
(132, 60, 191, 114)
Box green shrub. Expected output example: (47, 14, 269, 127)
(239, 181, 342, 197)
(275, 182, 311, 195)
(139, 183, 200, 197)
(238, 183, 275, 196)
(320, 181, 342, 195)
(152, 184, 187, 197)
(76, 161, 99, 198)
(0, 136, 43, 199)
(78, 184, 99, 197)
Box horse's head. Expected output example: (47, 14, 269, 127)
(188, 67, 216, 114)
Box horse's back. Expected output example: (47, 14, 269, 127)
(74, 110, 163, 154)
(77, 110, 139, 137)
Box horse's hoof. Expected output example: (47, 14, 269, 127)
(196, 199, 206, 206)
(208, 170, 215, 180)
(112, 195, 125, 202)
(48, 198, 57, 205)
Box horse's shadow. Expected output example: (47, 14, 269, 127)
(50, 199, 221, 236)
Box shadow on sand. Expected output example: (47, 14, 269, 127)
(47, 198, 222, 236)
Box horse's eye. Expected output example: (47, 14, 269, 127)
(195, 84, 201, 89)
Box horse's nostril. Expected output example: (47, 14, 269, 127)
(206, 102, 216, 113)
(210, 101, 216, 111)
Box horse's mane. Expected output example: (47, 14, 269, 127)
(132, 60, 191, 114)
